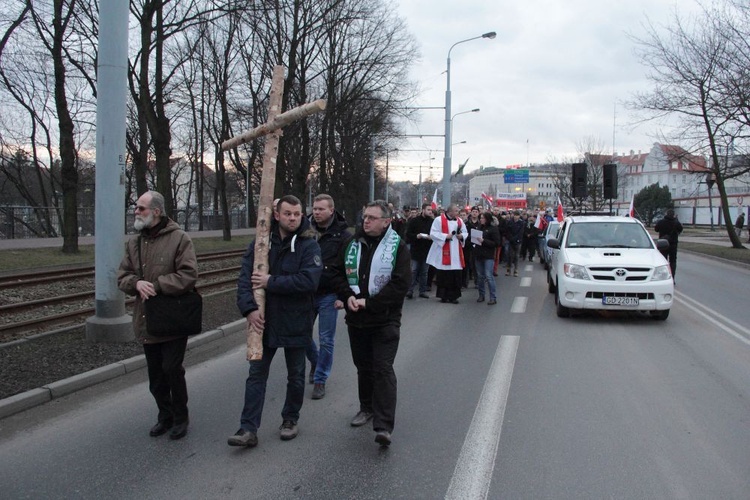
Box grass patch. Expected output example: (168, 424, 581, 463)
(680, 241, 750, 265)
(0, 234, 252, 273)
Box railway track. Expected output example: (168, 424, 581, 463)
(0, 249, 244, 289)
(0, 252, 245, 342)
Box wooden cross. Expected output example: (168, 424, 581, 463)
(221, 65, 326, 361)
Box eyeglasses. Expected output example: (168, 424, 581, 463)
(362, 215, 388, 222)
(135, 205, 150, 212)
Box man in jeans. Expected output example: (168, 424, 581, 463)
(306, 194, 351, 400)
(405, 203, 434, 299)
(228, 195, 322, 447)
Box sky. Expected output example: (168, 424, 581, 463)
(388, 0, 703, 182)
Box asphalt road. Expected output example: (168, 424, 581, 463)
(1, 252, 749, 499)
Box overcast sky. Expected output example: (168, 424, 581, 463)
(388, 0, 702, 182)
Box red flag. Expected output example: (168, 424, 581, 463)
(556, 196, 565, 222)
(628, 194, 635, 217)
(481, 192, 492, 204)
(431, 189, 438, 211)
(535, 211, 547, 230)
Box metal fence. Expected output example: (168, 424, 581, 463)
(0, 206, 249, 239)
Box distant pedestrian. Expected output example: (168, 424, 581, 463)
(473, 211, 500, 305)
(654, 209, 683, 279)
(735, 212, 744, 238)
(405, 203, 434, 299)
(331, 200, 411, 447)
(505, 210, 525, 277)
(426, 204, 468, 304)
(117, 190, 198, 441)
(228, 195, 322, 448)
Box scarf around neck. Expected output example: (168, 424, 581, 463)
(345, 225, 400, 297)
(441, 214, 465, 267)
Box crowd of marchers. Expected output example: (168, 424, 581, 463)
(117, 190, 554, 452)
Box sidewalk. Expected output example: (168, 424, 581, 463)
(0, 228, 254, 251)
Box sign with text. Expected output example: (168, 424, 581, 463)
(504, 169, 529, 184)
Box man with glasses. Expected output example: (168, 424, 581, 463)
(117, 191, 198, 440)
(331, 200, 411, 447)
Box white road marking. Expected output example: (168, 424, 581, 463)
(675, 291, 750, 346)
(510, 296, 527, 313)
(524, 264, 533, 272)
(445, 335, 519, 500)
(520, 277, 532, 287)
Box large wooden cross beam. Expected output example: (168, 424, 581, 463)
(222, 65, 326, 361)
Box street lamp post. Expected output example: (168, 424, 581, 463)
(418, 157, 435, 207)
(442, 31, 496, 208)
(450, 108, 479, 159)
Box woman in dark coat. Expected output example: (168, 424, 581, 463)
(473, 212, 501, 304)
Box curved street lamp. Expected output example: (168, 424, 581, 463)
(450, 108, 479, 158)
(442, 32, 495, 208)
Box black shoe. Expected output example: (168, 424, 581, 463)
(419, 293, 430, 299)
(375, 430, 392, 446)
(440, 298, 448, 303)
(406, 292, 413, 299)
(450, 299, 459, 304)
(477, 296, 485, 303)
(169, 421, 188, 440)
(350, 411, 374, 427)
(227, 428, 258, 447)
(309, 364, 316, 384)
(149, 421, 172, 437)
(312, 383, 326, 400)
(487, 299, 497, 305)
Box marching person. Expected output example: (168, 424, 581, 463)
(228, 195, 322, 447)
(654, 208, 683, 280)
(426, 204, 468, 303)
(405, 202, 434, 299)
(473, 211, 501, 305)
(306, 194, 351, 400)
(331, 200, 411, 447)
(505, 210, 525, 277)
(117, 190, 198, 440)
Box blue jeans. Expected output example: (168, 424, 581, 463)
(409, 258, 429, 294)
(305, 293, 339, 384)
(240, 345, 306, 432)
(475, 258, 497, 301)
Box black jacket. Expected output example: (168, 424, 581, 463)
(237, 217, 322, 348)
(405, 214, 434, 261)
(654, 214, 683, 245)
(331, 227, 411, 329)
(464, 217, 481, 255)
(506, 218, 525, 245)
(473, 224, 500, 261)
(309, 211, 352, 295)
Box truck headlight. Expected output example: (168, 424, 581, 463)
(651, 265, 672, 281)
(564, 263, 589, 280)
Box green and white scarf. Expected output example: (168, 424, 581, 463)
(345, 226, 400, 297)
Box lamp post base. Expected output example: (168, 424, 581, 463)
(85, 313, 133, 343)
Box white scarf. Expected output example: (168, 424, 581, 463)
(345, 225, 400, 297)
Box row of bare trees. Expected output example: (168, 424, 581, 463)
(629, 0, 750, 247)
(0, 0, 418, 250)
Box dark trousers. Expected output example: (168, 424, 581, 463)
(240, 345, 306, 432)
(348, 324, 400, 433)
(661, 244, 679, 277)
(143, 337, 189, 425)
(462, 249, 475, 286)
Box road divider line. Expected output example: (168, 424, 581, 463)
(510, 296, 527, 314)
(520, 277, 532, 287)
(675, 291, 750, 346)
(445, 335, 519, 500)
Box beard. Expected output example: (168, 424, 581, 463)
(134, 212, 154, 231)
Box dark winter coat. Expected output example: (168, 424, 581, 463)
(473, 223, 500, 261)
(309, 211, 352, 295)
(405, 214, 434, 261)
(236, 217, 322, 348)
(331, 227, 411, 329)
(506, 218, 525, 246)
(117, 218, 198, 343)
(464, 217, 481, 256)
(654, 214, 683, 245)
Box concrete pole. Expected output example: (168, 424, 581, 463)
(85, 0, 132, 342)
(369, 137, 375, 201)
(442, 54, 452, 209)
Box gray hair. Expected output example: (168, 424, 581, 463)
(366, 199, 392, 218)
(147, 191, 165, 214)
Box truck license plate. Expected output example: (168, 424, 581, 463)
(602, 296, 639, 306)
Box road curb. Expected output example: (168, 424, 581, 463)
(0, 319, 246, 420)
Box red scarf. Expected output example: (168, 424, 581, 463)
(441, 214, 465, 267)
